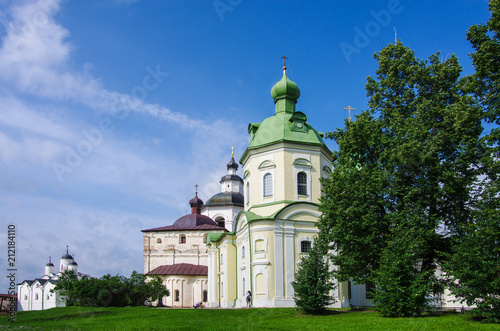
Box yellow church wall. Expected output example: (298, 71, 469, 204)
(243, 142, 331, 218)
(248, 221, 276, 303)
(219, 235, 238, 307)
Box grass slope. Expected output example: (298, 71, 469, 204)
(1, 307, 499, 330)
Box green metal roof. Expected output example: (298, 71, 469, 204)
(246, 112, 327, 150)
(240, 69, 328, 157)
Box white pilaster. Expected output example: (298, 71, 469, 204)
(274, 226, 284, 299)
(285, 227, 295, 299)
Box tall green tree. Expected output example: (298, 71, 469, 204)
(443, 0, 500, 321)
(320, 41, 484, 316)
(292, 239, 335, 313)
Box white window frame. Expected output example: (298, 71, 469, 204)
(258, 158, 276, 203)
(293, 156, 312, 201)
(263, 173, 273, 197)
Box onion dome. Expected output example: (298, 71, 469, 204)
(171, 193, 219, 228)
(270, 67, 300, 105)
(189, 194, 203, 207)
(189, 193, 203, 214)
(227, 156, 238, 171)
(69, 261, 78, 266)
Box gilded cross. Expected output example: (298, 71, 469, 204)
(231, 146, 234, 157)
(343, 105, 356, 122)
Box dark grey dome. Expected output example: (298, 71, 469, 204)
(205, 192, 244, 207)
(61, 253, 73, 260)
(69, 261, 78, 266)
(45, 262, 54, 267)
(220, 174, 243, 183)
(227, 156, 238, 170)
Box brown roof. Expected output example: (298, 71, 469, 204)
(146, 263, 208, 276)
(142, 223, 224, 232)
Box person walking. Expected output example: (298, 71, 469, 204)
(246, 291, 251, 308)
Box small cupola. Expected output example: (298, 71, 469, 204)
(226, 156, 238, 173)
(45, 256, 55, 276)
(270, 60, 300, 114)
(189, 192, 204, 215)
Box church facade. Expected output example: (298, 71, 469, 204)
(204, 65, 349, 308)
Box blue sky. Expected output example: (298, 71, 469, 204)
(0, 0, 491, 291)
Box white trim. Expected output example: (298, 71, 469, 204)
(293, 163, 312, 202)
(274, 226, 284, 299)
(284, 228, 295, 299)
(252, 260, 270, 266)
(253, 235, 268, 253)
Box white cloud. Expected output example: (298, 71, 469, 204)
(0, 96, 77, 142)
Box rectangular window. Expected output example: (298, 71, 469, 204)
(255, 239, 265, 252)
(300, 241, 311, 253)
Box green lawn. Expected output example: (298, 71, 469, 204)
(1, 307, 499, 330)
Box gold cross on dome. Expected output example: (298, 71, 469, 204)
(231, 146, 234, 157)
(343, 105, 356, 122)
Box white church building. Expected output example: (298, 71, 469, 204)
(17, 248, 89, 311)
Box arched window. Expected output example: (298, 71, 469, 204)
(174, 290, 180, 301)
(35, 294, 39, 300)
(157, 238, 162, 244)
(215, 217, 225, 229)
(242, 246, 245, 258)
(297, 172, 307, 195)
(203, 234, 207, 243)
(263, 173, 273, 197)
(203, 290, 208, 302)
(179, 234, 186, 244)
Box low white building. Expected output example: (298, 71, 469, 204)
(17, 248, 89, 311)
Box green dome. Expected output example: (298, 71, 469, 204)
(270, 70, 300, 103)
